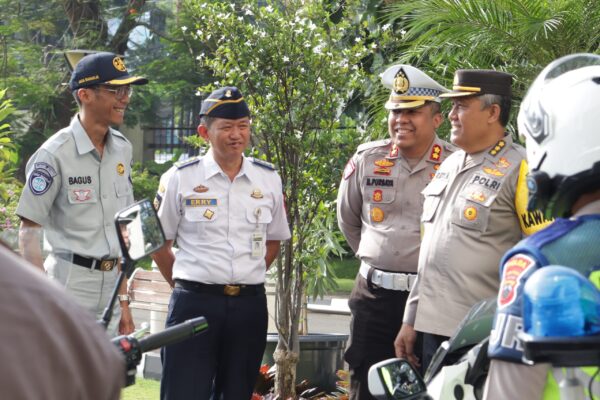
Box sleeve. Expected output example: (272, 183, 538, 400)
(155, 168, 181, 241)
(488, 251, 540, 362)
(15, 149, 61, 226)
(336, 153, 362, 253)
(266, 173, 291, 241)
(403, 269, 420, 325)
(483, 360, 549, 400)
(514, 159, 554, 236)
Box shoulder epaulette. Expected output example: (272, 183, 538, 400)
(249, 157, 276, 171)
(175, 156, 202, 169)
(357, 139, 390, 154)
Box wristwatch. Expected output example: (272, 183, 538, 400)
(118, 294, 131, 305)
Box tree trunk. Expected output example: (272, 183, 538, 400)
(273, 345, 298, 398)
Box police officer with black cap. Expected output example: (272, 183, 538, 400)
(17, 51, 148, 336)
(395, 69, 552, 372)
(152, 86, 291, 400)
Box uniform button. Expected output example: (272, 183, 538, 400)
(102, 194, 107, 199)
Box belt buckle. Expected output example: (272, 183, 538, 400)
(224, 285, 241, 296)
(393, 274, 408, 291)
(99, 259, 115, 272)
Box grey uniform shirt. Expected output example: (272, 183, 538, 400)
(0, 245, 124, 400)
(156, 150, 291, 285)
(405, 135, 528, 336)
(16, 116, 134, 259)
(337, 137, 455, 272)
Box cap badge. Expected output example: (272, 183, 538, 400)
(116, 163, 125, 176)
(194, 185, 209, 193)
(464, 206, 478, 221)
(374, 159, 394, 167)
(113, 57, 126, 72)
(393, 68, 410, 94)
(372, 189, 383, 202)
(251, 189, 264, 199)
(371, 207, 384, 222)
(225, 89, 232, 98)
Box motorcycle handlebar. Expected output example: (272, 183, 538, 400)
(138, 316, 208, 353)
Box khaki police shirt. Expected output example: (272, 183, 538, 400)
(337, 137, 455, 272)
(16, 116, 134, 259)
(0, 245, 124, 399)
(155, 150, 291, 285)
(404, 135, 548, 336)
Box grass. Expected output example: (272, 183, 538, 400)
(121, 378, 160, 400)
(329, 257, 359, 294)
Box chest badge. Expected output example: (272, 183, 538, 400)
(495, 157, 511, 169)
(483, 167, 505, 177)
(194, 185, 209, 193)
(371, 207, 384, 222)
(116, 163, 125, 176)
(203, 209, 215, 220)
(372, 189, 383, 202)
(463, 206, 478, 221)
(72, 189, 91, 202)
(374, 167, 392, 176)
(251, 189, 264, 199)
(374, 159, 394, 167)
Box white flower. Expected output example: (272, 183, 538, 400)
(300, 67, 305, 73)
(181, 26, 188, 32)
(382, 23, 391, 31)
(371, 43, 377, 49)
(265, 5, 273, 13)
(317, 77, 323, 83)
(196, 52, 205, 60)
(237, 16, 243, 22)
(245, 9, 254, 16)
(283, 56, 290, 62)
(355, 37, 361, 43)
(400, 29, 407, 36)
(308, 21, 317, 31)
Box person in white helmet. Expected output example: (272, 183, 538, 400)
(484, 53, 600, 400)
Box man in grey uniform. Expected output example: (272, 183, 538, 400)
(337, 65, 455, 399)
(16, 52, 148, 335)
(0, 241, 125, 399)
(395, 70, 552, 371)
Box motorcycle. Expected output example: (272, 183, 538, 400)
(104, 198, 209, 387)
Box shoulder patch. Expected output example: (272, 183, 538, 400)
(175, 156, 202, 170)
(357, 139, 390, 154)
(249, 157, 276, 170)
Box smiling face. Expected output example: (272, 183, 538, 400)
(448, 96, 498, 153)
(387, 102, 442, 158)
(198, 117, 251, 164)
(79, 85, 131, 127)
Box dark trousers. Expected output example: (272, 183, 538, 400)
(421, 332, 449, 374)
(345, 275, 422, 400)
(160, 286, 268, 400)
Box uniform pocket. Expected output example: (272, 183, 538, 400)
(451, 197, 492, 232)
(421, 179, 447, 222)
(245, 206, 273, 225)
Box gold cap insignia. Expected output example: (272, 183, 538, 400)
(393, 68, 410, 94)
(113, 57, 126, 72)
(251, 189, 264, 199)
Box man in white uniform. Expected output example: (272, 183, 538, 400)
(152, 86, 291, 400)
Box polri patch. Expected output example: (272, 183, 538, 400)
(463, 206, 478, 221)
(186, 198, 217, 207)
(28, 162, 57, 195)
(371, 207, 384, 222)
(498, 254, 536, 309)
(372, 189, 383, 202)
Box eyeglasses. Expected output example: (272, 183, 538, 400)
(94, 85, 133, 99)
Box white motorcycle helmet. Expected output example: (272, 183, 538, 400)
(518, 53, 600, 218)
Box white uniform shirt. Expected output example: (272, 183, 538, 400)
(16, 116, 134, 259)
(156, 150, 291, 285)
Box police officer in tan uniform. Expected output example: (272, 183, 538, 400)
(337, 65, 455, 400)
(395, 70, 552, 372)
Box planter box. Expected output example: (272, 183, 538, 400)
(262, 333, 348, 391)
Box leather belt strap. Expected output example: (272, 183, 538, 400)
(174, 279, 265, 297)
(359, 261, 416, 291)
(55, 253, 118, 272)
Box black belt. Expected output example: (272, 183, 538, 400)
(55, 253, 118, 272)
(174, 279, 265, 297)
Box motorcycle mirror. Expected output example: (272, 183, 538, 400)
(368, 358, 427, 399)
(115, 199, 165, 261)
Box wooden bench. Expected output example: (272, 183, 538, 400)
(128, 268, 172, 314)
